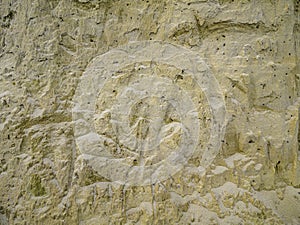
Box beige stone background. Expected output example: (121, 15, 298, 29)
(0, 0, 300, 224)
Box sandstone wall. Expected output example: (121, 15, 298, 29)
(0, 0, 300, 224)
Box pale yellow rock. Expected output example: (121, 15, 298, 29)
(0, 0, 299, 224)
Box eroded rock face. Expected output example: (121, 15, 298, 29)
(0, 0, 299, 224)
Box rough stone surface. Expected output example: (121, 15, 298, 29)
(0, 0, 300, 224)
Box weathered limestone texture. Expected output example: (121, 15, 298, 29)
(0, 0, 300, 224)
